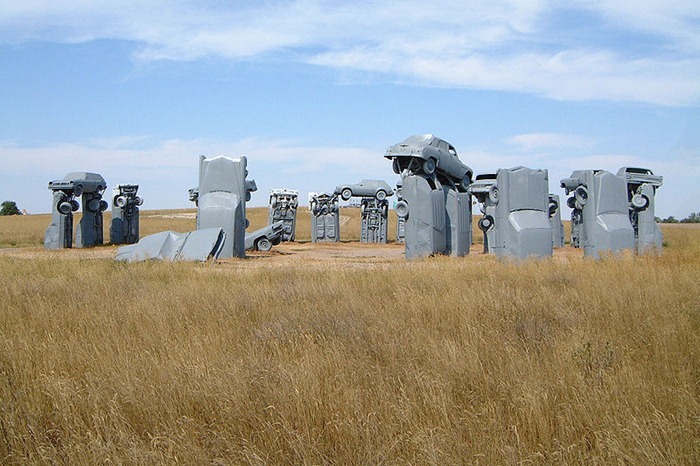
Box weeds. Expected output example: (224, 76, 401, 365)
(0, 216, 698, 463)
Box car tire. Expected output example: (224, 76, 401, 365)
(376, 190, 387, 201)
(87, 199, 101, 212)
(423, 158, 436, 175)
(548, 200, 559, 217)
(478, 215, 494, 232)
(392, 158, 401, 174)
(341, 188, 352, 201)
(459, 176, 470, 192)
(256, 237, 272, 252)
(99, 200, 109, 212)
(567, 196, 577, 209)
(58, 201, 73, 215)
(115, 196, 127, 208)
(70, 200, 80, 212)
(488, 185, 499, 204)
(395, 200, 409, 219)
(73, 184, 83, 197)
(632, 193, 649, 210)
(574, 186, 588, 206)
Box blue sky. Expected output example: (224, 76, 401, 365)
(1, 1, 698, 218)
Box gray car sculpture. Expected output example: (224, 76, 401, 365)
(45, 172, 108, 249)
(335, 180, 394, 201)
(245, 221, 284, 252)
(384, 134, 473, 191)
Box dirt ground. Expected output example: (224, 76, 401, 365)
(0, 240, 586, 271)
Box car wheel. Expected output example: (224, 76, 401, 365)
(256, 237, 272, 252)
(395, 200, 409, 219)
(478, 215, 494, 232)
(70, 200, 80, 212)
(574, 186, 588, 206)
(376, 190, 387, 201)
(459, 176, 470, 192)
(567, 196, 577, 209)
(58, 201, 73, 215)
(423, 158, 436, 175)
(631, 193, 649, 210)
(341, 188, 352, 201)
(87, 199, 101, 212)
(548, 200, 559, 217)
(115, 195, 127, 208)
(488, 185, 499, 204)
(135, 196, 143, 206)
(73, 184, 84, 197)
(392, 158, 401, 174)
(99, 200, 109, 212)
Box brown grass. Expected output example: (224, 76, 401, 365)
(0, 211, 698, 464)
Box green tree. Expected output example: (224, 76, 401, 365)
(0, 201, 21, 216)
(680, 212, 700, 223)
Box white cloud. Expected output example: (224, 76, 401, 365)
(0, 136, 395, 213)
(1, 1, 698, 105)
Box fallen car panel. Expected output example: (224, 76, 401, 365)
(115, 228, 225, 262)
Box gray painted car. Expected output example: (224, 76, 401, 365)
(245, 221, 285, 252)
(384, 134, 473, 191)
(335, 179, 394, 201)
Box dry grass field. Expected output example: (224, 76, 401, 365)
(0, 209, 698, 464)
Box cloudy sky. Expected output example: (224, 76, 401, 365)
(1, 0, 698, 217)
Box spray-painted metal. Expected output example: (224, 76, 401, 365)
(269, 189, 298, 242)
(45, 172, 107, 249)
(394, 180, 405, 244)
(617, 167, 663, 253)
(470, 168, 552, 259)
(549, 194, 565, 248)
(360, 198, 389, 243)
(45, 183, 79, 249)
(444, 188, 472, 256)
(334, 180, 392, 244)
(469, 173, 498, 253)
(386, 134, 472, 191)
(386, 134, 473, 259)
(110, 184, 142, 245)
(191, 155, 257, 258)
(245, 221, 285, 251)
(309, 192, 340, 242)
(561, 170, 634, 258)
(116, 228, 226, 262)
(394, 175, 447, 259)
(335, 180, 394, 201)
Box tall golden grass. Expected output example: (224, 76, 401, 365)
(0, 212, 698, 463)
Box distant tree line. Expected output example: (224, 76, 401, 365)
(0, 200, 21, 216)
(657, 212, 700, 223)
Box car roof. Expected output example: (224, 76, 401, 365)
(402, 134, 437, 145)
